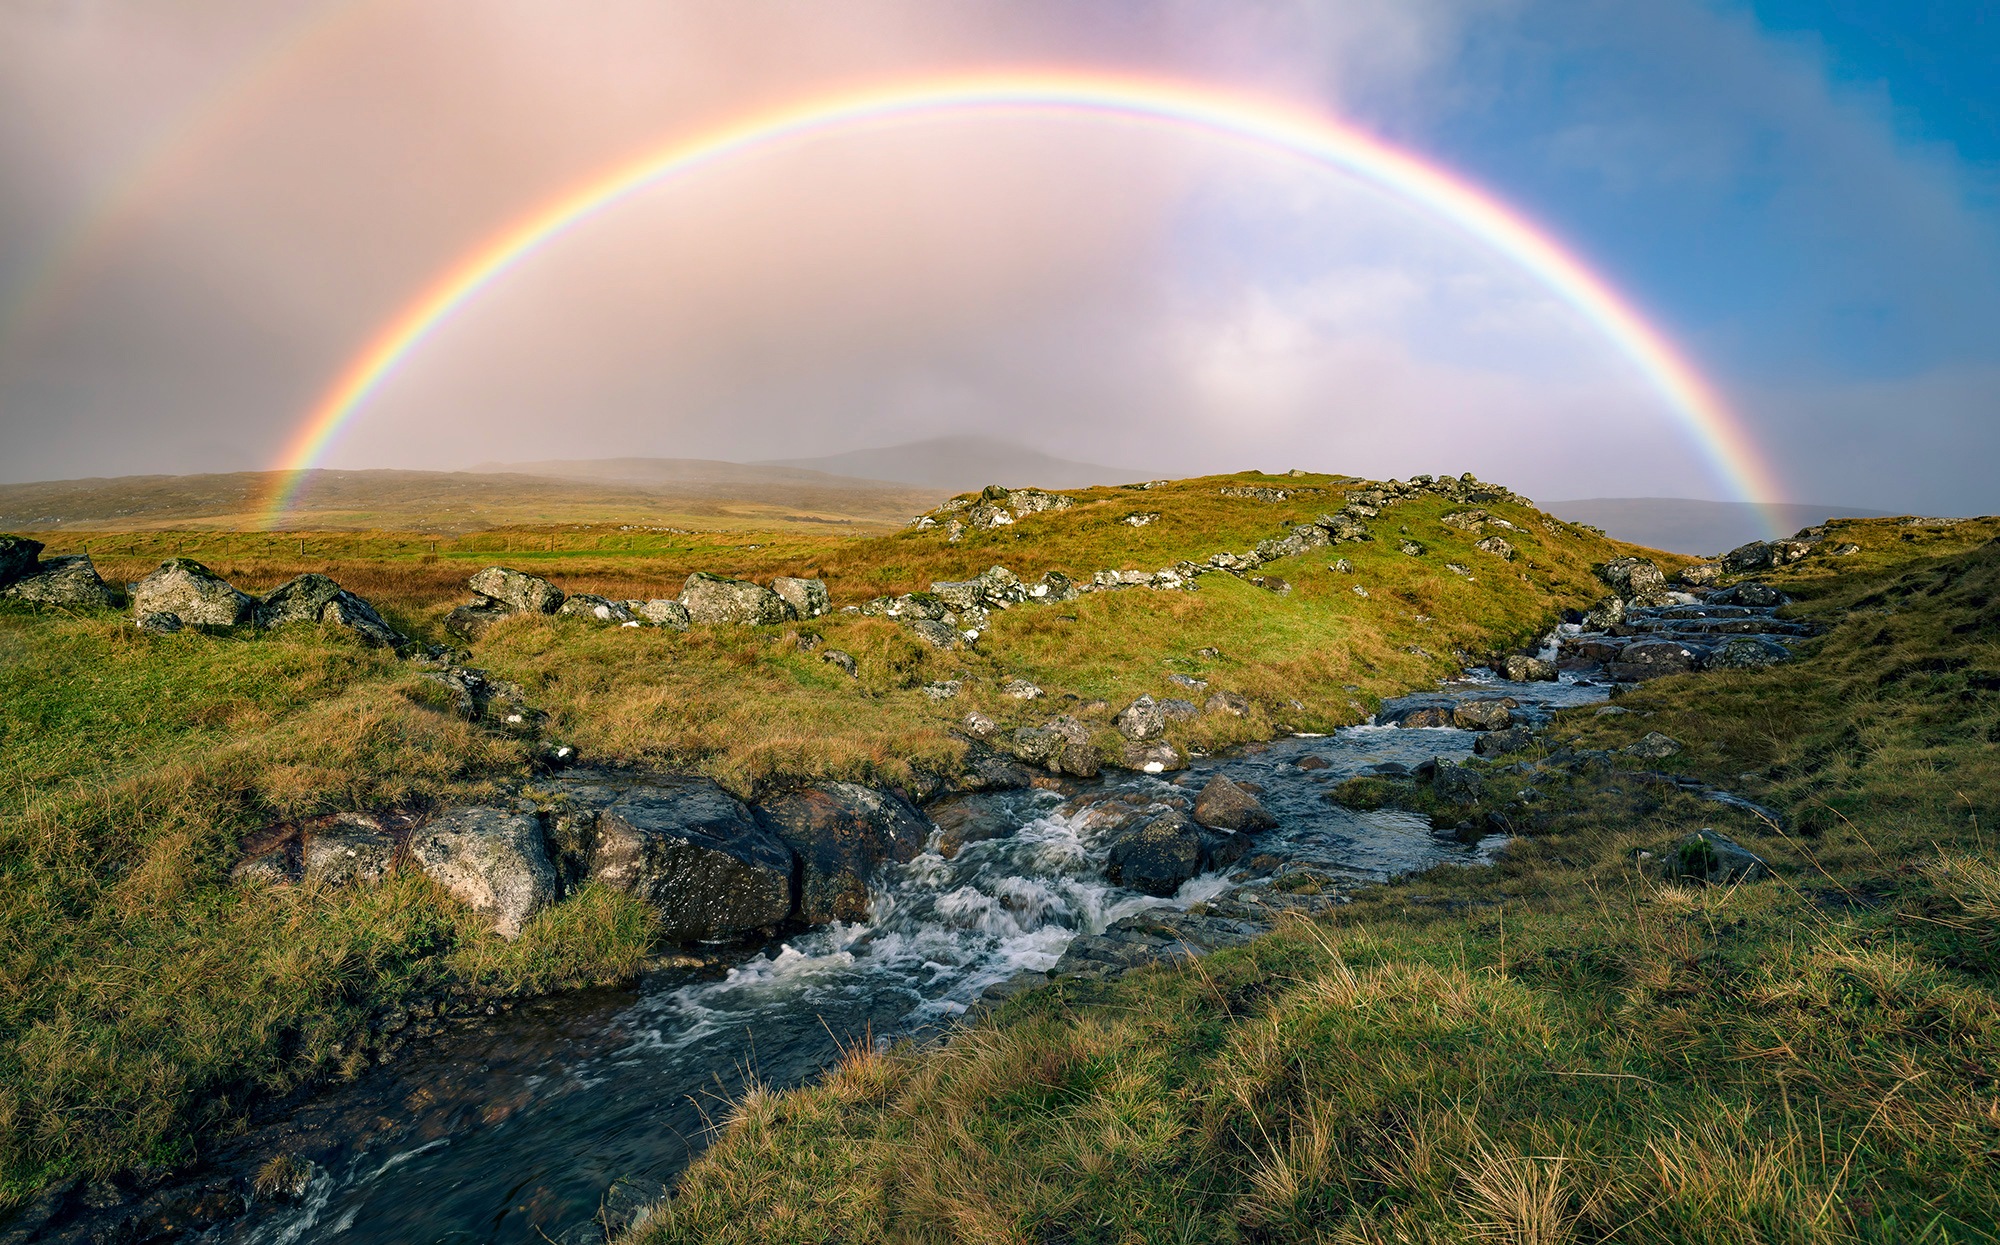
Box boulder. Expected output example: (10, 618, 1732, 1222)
(974, 565, 1027, 607)
(1599, 557, 1667, 600)
(302, 819, 397, 889)
(771, 577, 830, 619)
(1677, 563, 1722, 586)
(962, 710, 1000, 738)
(1663, 829, 1768, 884)
(589, 778, 796, 942)
(639, 598, 692, 630)
(1159, 697, 1199, 721)
(929, 579, 980, 610)
(1722, 540, 1811, 573)
(131, 559, 254, 627)
(1114, 695, 1167, 741)
(1034, 571, 1081, 603)
(679, 572, 792, 626)
(821, 649, 858, 677)
(1011, 716, 1098, 777)
(444, 601, 512, 642)
(467, 566, 564, 614)
(1474, 726, 1536, 758)
(1429, 760, 1484, 804)
(1610, 639, 1705, 680)
(1582, 598, 1626, 630)
(557, 593, 639, 624)
(256, 573, 408, 650)
(1624, 731, 1683, 760)
(3, 554, 115, 609)
(410, 807, 557, 939)
(1710, 582, 1787, 608)
(1501, 654, 1558, 683)
(1120, 740, 1183, 774)
(755, 783, 930, 923)
(1710, 635, 1791, 669)
(931, 797, 1020, 858)
(906, 618, 959, 649)
(1474, 535, 1515, 560)
(1205, 690, 1252, 717)
(1104, 811, 1203, 898)
(0, 535, 42, 587)
(1192, 775, 1277, 833)
(1452, 699, 1514, 731)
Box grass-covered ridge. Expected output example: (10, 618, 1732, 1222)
(0, 470, 1652, 1205)
(626, 524, 2000, 1244)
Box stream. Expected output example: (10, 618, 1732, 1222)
(198, 671, 1608, 1245)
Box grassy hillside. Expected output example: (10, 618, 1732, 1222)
(627, 517, 2000, 1244)
(0, 470, 1662, 1204)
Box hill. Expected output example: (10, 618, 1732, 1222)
(757, 434, 1136, 491)
(1545, 496, 1898, 554)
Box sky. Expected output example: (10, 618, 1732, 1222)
(0, 0, 1993, 514)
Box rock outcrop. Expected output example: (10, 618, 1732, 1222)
(3, 554, 115, 609)
(679, 572, 793, 626)
(131, 559, 254, 627)
(256, 573, 409, 650)
(410, 807, 558, 939)
(756, 783, 930, 923)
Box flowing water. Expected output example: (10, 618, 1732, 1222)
(209, 673, 1606, 1245)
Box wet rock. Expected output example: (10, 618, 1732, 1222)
(1624, 731, 1683, 760)
(1376, 696, 1457, 728)
(821, 648, 858, 677)
(771, 576, 830, 619)
(956, 751, 1034, 792)
(1708, 635, 1791, 670)
(1120, 739, 1184, 773)
(444, 600, 512, 642)
(1662, 829, 1768, 884)
(410, 807, 557, 939)
(1599, 557, 1667, 600)
(906, 618, 959, 649)
(1610, 639, 1706, 680)
(0, 534, 42, 587)
(1193, 775, 1277, 832)
(1710, 581, 1788, 608)
(1103, 811, 1203, 897)
(557, 593, 640, 624)
(679, 571, 792, 626)
(1474, 727, 1536, 758)
(1430, 760, 1483, 804)
(1501, 654, 1558, 682)
(1583, 597, 1626, 630)
(468, 565, 564, 615)
(1011, 715, 1099, 778)
(639, 598, 692, 630)
(2, 553, 115, 609)
(1452, 699, 1514, 731)
(1115, 694, 1167, 740)
(931, 798, 1019, 857)
(302, 817, 397, 888)
(131, 558, 253, 627)
(1205, 690, 1252, 717)
(589, 779, 795, 941)
(1677, 562, 1722, 586)
(756, 783, 930, 923)
(257, 573, 409, 649)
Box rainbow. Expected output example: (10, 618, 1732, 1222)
(263, 69, 1785, 527)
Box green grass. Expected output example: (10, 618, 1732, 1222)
(624, 526, 2000, 1244)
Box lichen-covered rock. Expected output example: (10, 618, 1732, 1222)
(588, 778, 795, 941)
(1501, 654, 1558, 683)
(468, 566, 564, 614)
(1624, 731, 1683, 760)
(822, 648, 858, 677)
(1011, 716, 1099, 777)
(410, 807, 557, 939)
(257, 573, 409, 650)
(131, 559, 253, 627)
(444, 600, 511, 641)
(1452, 699, 1514, 731)
(906, 618, 959, 649)
(1429, 760, 1484, 804)
(755, 783, 930, 923)
(1710, 635, 1791, 669)
(1475, 535, 1516, 560)
(929, 579, 980, 610)
(1104, 811, 1203, 897)
(974, 565, 1026, 607)
(679, 571, 792, 626)
(771, 577, 830, 619)
(1599, 557, 1667, 600)
(137, 612, 183, 634)
(302, 819, 397, 889)
(1192, 775, 1277, 833)
(1205, 690, 1251, 717)
(1677, 562, 1722, 586)
(1609, 639, 1706, 680)
(1709, 582, 1787, 608)
(0, 535, 42, 587)
(1474, 726, 1536, 757)
(3, 554, 114, 609)
(1119, 740, 1183, 774)
(639, 598, 692, 630)
(1114, 695, 1166, 741)
(557, 593, 639, 624)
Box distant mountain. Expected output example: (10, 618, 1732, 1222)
(756, 435, 1136, 492)
(1546, 497, 1900, 555)
(470, 456, 903, 491)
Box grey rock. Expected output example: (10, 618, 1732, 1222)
(756, 783, 930, 923)
(1709, 635, 1791, 669)
(1011, 715, 1098, 777)
(821, 648, 858, 677)
(1677, 562, 1722, 586)
(1663, 829, 1769, 884)
(1001, 677, 1044, 700)
(679, 571, 793, 626)
(410, 807, 557, 939)
(1452, 699, 1514, 731)
(962, 710, 1000, 738)
(1033, 571, 1081, 603)
(1501, 654, 1558, 682)
(771, 577, 830, 619)
(467, 566, 564, 614)
(302, 819, 396, 889)
(1599, 556, 1668, 600)
(1624, 731, 1683, 760)
(1474, 726, 1536, 757)
(137, 611, 183, 634)
(1115, 694, 1167, 741)
(1474, 535, 1515, 560)
(589, 778, 795, 941)
(1613, 639, 1706, 678)
(1583, 597, 1626, 630)
(923, 679, 962, 701)
(1399, 540, 1426, 557)
(131, 559, 253, 627)
(974, 564, 1027, 607)
(1119, 739, 1184, 773)
(1205, 690, 1252, 717)
(257, 573, 409, 649)
(929, 579, 980, 610)
(1430, 760, 1483, 804)
(1710, 582, 1787, 608)
(639, 598, 692, 630)
(0, 534, 42, 587)
(3, 554, 115, 609)
(1104, 811, 1202, 897)
(444, 600, 512, 642)
(1192, 775, 1277, 832)
(558, 593, 640, 624)
(906, 618, 959, 649)
(1159, 697, 1199, 721)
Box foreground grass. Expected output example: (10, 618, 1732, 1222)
(629, 530, 2000, 1244)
